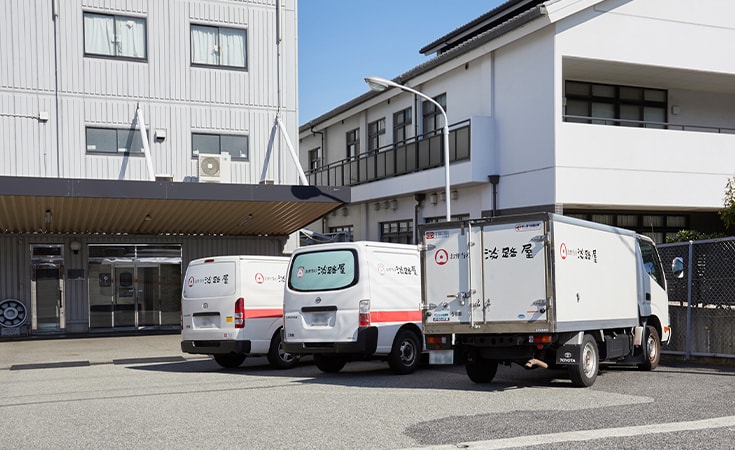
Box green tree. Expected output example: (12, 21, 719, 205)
(666, 229, 724, 243)
(719, 176, 735, 229)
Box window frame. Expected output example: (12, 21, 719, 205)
(422, 93, 447, 134)
(393, 108, 412, 144)
(190, 23, 248, 71)
(308, 148, 322, 171)
(565, 211, 688, 244)
(83, 11, 148, 61)
(192, 132, 249, 161)
(85, 126, 146, 155)
(380, 219, 414, 244)
(564, 80, 667, 128)
(346, 128, 360, 159)
(368, 118, 386, 152)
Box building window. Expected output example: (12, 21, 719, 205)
(86, 127, 145, 154)
(566, 212, 687, 244)
(380, 220, 413, 244)
(564, 81, 667, 128)
(192, 133, 248, 160)
(83, 12, 147, 60)
(329, 225, 354, 242)
(368, 118, 386, 152)
(422, 93, 447, 134)
(393, 108, 412, 144)
(346, 128, 360, 158)
(191, 24, 247, 69)
(308, 148, 322, 171)
(424, 214, 470, 224)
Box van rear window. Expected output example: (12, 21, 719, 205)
(183, 261, 236, 298)
(289, 249, 357, 291)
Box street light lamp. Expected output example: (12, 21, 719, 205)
(365, 76, 451, 222)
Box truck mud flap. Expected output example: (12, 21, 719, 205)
(556, 345, 579, 365)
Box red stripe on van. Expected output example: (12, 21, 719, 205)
(243, 309, 283, 319)
(370, 310, 422, 323)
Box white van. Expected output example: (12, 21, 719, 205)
(181, 255, 299, 369)
(281, 241, 423, 374)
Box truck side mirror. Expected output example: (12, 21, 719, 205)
(672, 257, 685, 279)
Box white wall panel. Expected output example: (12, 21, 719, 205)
(1, 0, 298, 183)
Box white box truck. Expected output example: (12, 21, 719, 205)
(421, 213, 672, 387)
(281, 241, 423, 374)
(181, 255, 300, 370)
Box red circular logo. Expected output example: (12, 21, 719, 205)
(560, 243, 568, 260)
(435, 249, 449, 265)
(188, 276, 194, 287)
(254, 273, 265, 284)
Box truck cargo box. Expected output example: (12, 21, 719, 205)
(420, 213, 671, 387)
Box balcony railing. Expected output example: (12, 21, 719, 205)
(307, 120, 471, 187)
(563, 115, 735, 134)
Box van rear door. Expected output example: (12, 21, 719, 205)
(284, 247, 360, 343)
(181, 258, 238, 340)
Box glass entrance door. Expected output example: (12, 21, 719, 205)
(31, 245, 65, 332)
(88, 244, 182, 329)
(114, 265, 136, 327)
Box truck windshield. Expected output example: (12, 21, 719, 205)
(288, 249, 357, 291)
(640, 240, 665, 289)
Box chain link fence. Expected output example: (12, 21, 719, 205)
(658, 238, 735, 359)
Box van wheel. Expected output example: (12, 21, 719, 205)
(213, 353, 246, 369)
(465, 357, 498, 383)
(568, 334, 598, 387)
(314, 355, 346, 373)
(267, 330, 301, 370)
(637, 326, 661, 371)
(388, 329, 421, 374)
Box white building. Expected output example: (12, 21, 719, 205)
(299, 0, 735, 244)
(0, 0, 347, 336)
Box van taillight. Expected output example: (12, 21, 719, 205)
(359, 299, 370, 327)
(235, 298, 245, 328)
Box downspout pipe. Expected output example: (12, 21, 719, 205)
(488, 174, 500, 216)
(52, 0, 61, 177)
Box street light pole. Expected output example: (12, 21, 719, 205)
(365, 76, 451, 222)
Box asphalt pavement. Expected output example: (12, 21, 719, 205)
(1, 332, 731, 372)
(0, 332, 204, 370)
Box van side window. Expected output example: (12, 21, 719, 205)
(639, 240, 665, 289)
(289, 249, 358, 291)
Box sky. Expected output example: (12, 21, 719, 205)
(298, 0, 506, 125)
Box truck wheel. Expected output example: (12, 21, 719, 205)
(568, 334, 598, 387)
(314, 355, 346, 373)
(637, 326, 661, 371)
(465, 357, 498, 383)
(267, 330, 301, 370)
(213, 353, 246, 369)
(388, 329, 421, 374)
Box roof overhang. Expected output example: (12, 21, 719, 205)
(0, 176, 350, 236)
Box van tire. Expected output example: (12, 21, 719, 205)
(314, 354, 346, 373)
(213, 353, 246, 369)
(568, 334, 598, 387)
(465, 357, 498, 383)
(267, 330, 301, 370)
(637, 325, 661, 371)
(388, 329, 421, 374)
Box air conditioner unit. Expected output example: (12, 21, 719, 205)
(198, 153, 231, 183)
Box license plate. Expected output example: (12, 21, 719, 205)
(308, 312, 330, 327)
(194, 314, 219, 329)
(429, 350, 454, 365)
